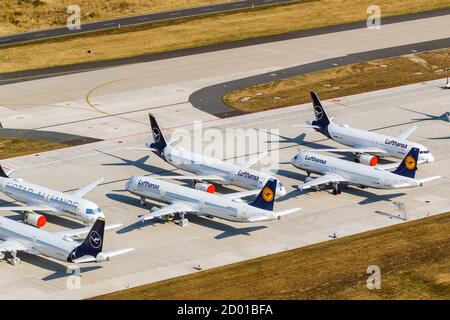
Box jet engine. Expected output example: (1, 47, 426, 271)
(25, 212, 47, 228)
(358, 154, 378, 166)
(194, 182, 216, 193)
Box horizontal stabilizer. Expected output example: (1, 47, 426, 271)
(127, 147, 158, 152)
(72, 248, 134, 263)
(417, 176, 441, 185)
(56, 223, 123, 239)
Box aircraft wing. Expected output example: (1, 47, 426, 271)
(0, 205, 57, 212)
(396, 125, 417, 140)
(55, 223, 123, 239)
(0, 239, 27, 253)
(223, 189, 261, 200)
(302, 147, 387, 155)
(151, 175, 224, 181)
(243, 152, 267, 168)
(299, 173, 347, 190)
(67, 176, 104, 198)
(139, 203, 195, 222)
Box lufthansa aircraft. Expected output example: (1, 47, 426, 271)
(299, 92, 434, 166)
(126, 177, 299, 227)
(291, 147, 440, 195)
(0, 165, 104, 227)
(129, 114, 286, 198)
(0, 217, 134, 266)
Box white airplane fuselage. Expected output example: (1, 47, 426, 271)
(0, 177, 104, 224)
(0, 216, 75, 261)
(292, 151, 421, 189)
(326, 123, 434, 163)
(126, 176, 280, 222)
(160, 145, 286, 196)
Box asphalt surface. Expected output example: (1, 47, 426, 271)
(0, 0, 298, 47)
(189, 37, 450, 118)
(1, 8, 449, 86)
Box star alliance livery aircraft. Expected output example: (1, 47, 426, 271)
(298, 92, 434, 166)
(130, 114, 286, 198)
(291, 147, 440, 195)
(0, 165, 104, 227)
(0, 217, 134, 266)
(126, 177, 299, 227)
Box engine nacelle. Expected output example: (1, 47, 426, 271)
(194, 182, 216, 193)
(25, 212, 47, 228)
(358, 154, 378, 166)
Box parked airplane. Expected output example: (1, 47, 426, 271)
(0, 165, 104, 228)
(130, 114, 286, 198)
(298, 91, 434, 165)
(0, 217, 134, 266)
(126, 176, 299, 226)
(291, 147, 440, 195)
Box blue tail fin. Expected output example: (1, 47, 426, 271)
(68, 218, 105, 262)
(249, 179, 277, 211)
(148, 113, 167, 156)
(0, 165, 9, 178)
(392, 147, 419, 178)
(311, 91, 331, 128)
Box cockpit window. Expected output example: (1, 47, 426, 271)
(419, 150, 430, 154)
(85, 208, 102, 215)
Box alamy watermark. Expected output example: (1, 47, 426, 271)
(164, 121, 280, 173)
(367, 5, 381, 29)
(67, 5, 81, 30)
(366, 265, 381, 290)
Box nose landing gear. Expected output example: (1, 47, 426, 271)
(332, 183, 342, 195)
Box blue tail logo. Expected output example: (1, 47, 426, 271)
(68, 218, 105, 262)
(249, 179, 276, 211)
(310, 92, 331, 136)
(148, 113, 167, 158)
(393, 147, 419, 178)
(0, 165, 9, 178)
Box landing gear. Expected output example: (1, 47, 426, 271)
(178, 212, 189, 227)
(164, 214, 175, 222)
(140, 197, 146, 207)
(332, 183, 342, 195)
(8, 251, 21, 266)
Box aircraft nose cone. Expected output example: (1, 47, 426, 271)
(428, 154, 435, 163)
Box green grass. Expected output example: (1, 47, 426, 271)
(223, 48, 450, 112)
(95, 212, 450, 300)
(1, 0, 449, 73)
(0, 137, 68, 159)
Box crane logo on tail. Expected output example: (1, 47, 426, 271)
(89, 231, 102, 249)
(262, 186, 274, 202)
(405, 155, 416, 170)
(315, 106, 323, 120)
(152, 127, 161, 143)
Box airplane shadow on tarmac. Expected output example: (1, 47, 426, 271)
(108, 193, 267, 239)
